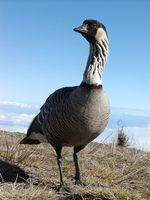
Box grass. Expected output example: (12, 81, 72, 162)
(0, 130, 150, 200)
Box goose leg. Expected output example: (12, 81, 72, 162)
(57, 151, 64, 189)
(54, 146, 64, 189)
(55, 146, 72, 194)
(73, 145, 85, 185)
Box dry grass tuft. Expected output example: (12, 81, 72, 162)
(116, 120, 130, 147)
(0, 130, 150, 200)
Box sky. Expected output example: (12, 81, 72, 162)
(0, 0, 150, 150)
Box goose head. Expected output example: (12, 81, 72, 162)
(74, 19, 108, 44)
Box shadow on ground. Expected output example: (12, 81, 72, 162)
(0, 159, 29, 183)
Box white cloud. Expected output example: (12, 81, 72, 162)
(0, 112, 35, 123)
(125, 125, 150, 151)
(0, 124, 27, 133)
(0, 113, 7, 121)
(0, 100, 38, 109)
(112, 107, 150, 119)
(11, 113, 35, 123)
(95, 125, 150, 151)
(0, 102, 150, 151)
(0, 100, 38, 133)
(0, 112, 36, 132)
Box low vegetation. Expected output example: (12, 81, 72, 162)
(0, 130, 150, 200)
(116, 121, 130, 147)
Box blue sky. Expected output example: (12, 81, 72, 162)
(0, 0, 150, 150)
(0, 0, 150, 109)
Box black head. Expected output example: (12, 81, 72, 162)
(74, 19, 107, 43)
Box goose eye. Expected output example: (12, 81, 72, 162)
(93, 24, 97, 28)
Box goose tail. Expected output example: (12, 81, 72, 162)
(20, 115, 47, 145)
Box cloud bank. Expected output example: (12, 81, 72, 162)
(95, 125, 150, 151)
(0, 100, 32, 108)
(0, 112, 36, 132)
(0, 100, 150, 150)
(0, 100, 38, 132)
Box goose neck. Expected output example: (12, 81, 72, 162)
(82, 40, 109, 86)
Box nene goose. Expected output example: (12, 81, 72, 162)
(20, 19, 110, 192)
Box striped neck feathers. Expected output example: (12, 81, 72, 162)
(83, 38, 109, 86)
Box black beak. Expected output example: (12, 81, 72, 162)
(73, 24, 88, 34)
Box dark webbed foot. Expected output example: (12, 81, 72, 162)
(57, 185, 74, 195)
(75, 179, 86, 186)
